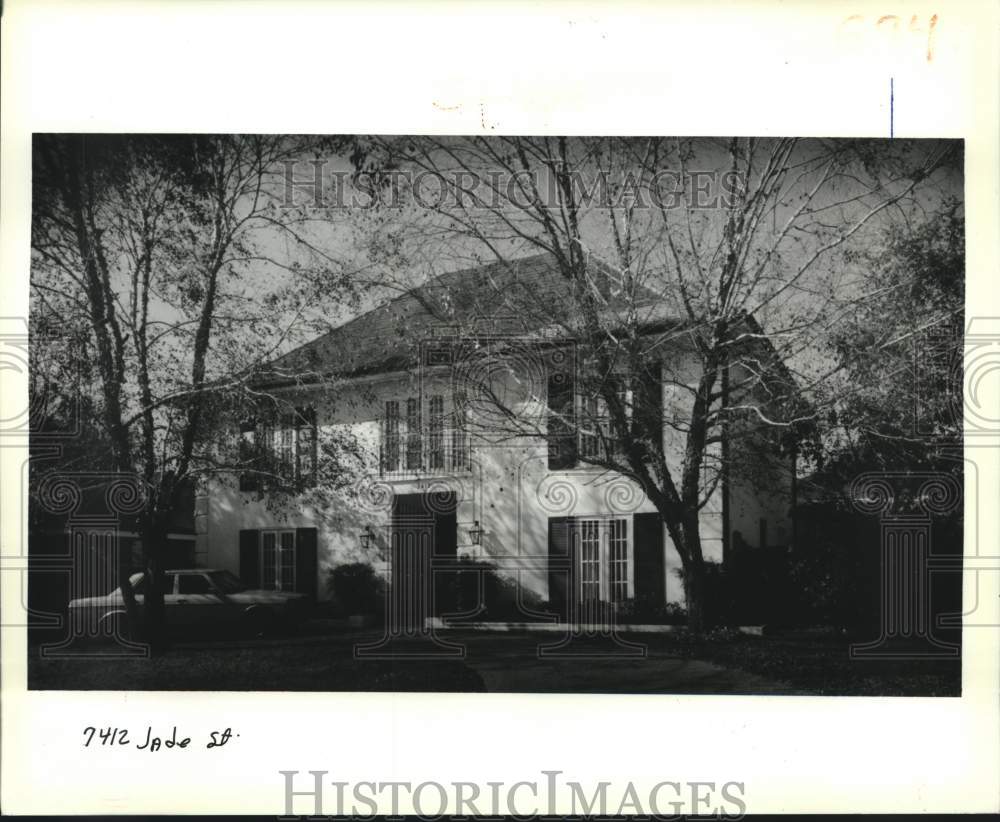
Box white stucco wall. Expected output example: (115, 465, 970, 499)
(724, 362, 796, 552)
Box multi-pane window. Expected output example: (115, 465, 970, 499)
(548, 370, 633, 468)
(578, 394, 601, 460)
(427, 395, 444, 470)
(381, 393, 471, 474)
(572, 517, 632, 602)
(406, 397, 422, 470)
(578, 519, 602, 601)
(261, 530, 296, 592)
(239, 407, 317, 491)
(275, 425, 295, 475)
(294, 411, 318, 484)
(451, 391, 469, 471)
(577, 384, 630, 462)
(384, 401, 400, 471)
(608, 518, 629, 602)
(279, 531, 296, 591)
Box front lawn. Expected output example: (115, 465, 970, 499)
(27, 628, 961, 696)
(642, 630, 961, 696)
(28, 633, 487, 692)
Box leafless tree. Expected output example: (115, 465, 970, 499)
(350, 136, 960, 630)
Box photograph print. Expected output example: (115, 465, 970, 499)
(27, 134, 965, 695)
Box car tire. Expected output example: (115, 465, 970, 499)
(243, 607, 276, 638)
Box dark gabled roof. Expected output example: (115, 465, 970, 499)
(257, 252, 670, 386)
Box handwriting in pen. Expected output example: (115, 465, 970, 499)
(82, 726, 239, 751)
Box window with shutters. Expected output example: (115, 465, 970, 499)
(608, 518, 629, 602)
(380, 393, 471, 476)
(577, 381, 631, 462)
(548, 367, 634, 468)
(571, 517, 633, 602)
(260, 529, 296, 592)
(578, 519, 601, 601)
(239, 407, 317, 491)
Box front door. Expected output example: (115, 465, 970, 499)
(390, 492, 457, 629)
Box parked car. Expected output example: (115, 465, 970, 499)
(68, 568, 310, 639)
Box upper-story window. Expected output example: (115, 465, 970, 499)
(384, 400, 401, 471)
(405, 397, 422, 470)
(427, 394, 445, 470)
(548, 367, 653, 470)
(239, 406, 317, 492)
(381, 393, 470, 475)
(577, 381, 632, 461)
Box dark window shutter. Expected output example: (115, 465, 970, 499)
(632, 362, 663, 455)
(239, 529, 261, 588)
(547, 371, 576, 470)
(633, 512, 665, 608)
(295, 527, 318, 599)
(547, 517, 573, 619)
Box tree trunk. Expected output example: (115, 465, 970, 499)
(682, 553, 707, 633)
(117, 548, 141, 642)
(140, 523, 169, 654)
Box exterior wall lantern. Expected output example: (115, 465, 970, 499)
(468, 520, 483, 545)
(359, 525, 376, 549)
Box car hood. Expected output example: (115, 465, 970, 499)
(227, 590, 308, 604)
(68, 595, 113, 608)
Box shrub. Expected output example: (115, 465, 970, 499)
(676, 558, 788, 629)
(453, 559, 545, 621)
(327, 562, 384, 616)
(615, 599, 688, 625)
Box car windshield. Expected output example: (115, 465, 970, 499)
(208, 570, 247, 594)
(112, 572, 147, 596)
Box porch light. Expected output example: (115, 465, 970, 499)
(359, 525, 376, 549)
(468, 520, 483, 545)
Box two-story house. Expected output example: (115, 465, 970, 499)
(198, 253, 797, 628)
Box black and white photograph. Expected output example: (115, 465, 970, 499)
(27, 134, 965, 696)
(2, 1, 997, 817)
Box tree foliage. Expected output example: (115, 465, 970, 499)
(30, 134, 364, 647)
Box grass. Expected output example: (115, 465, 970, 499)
(28, 633, 487, 692)
(639, 630, 961, 696)
(27, 627, 961, 696)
